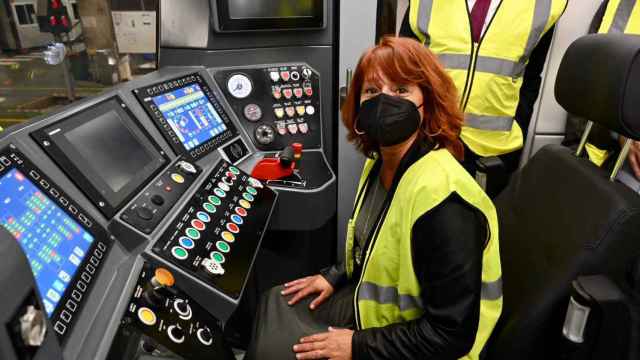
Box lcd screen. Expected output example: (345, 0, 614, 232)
(0, 169, 94, 317)
(64, 110, 154, 194)
(152, 83, 228, 151)
(229, 0, 314, 19)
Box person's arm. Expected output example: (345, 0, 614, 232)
(351, 194, 484, 360)
(320, 261, 348, 289)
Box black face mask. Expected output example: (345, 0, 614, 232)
(355, 94, 422, 147)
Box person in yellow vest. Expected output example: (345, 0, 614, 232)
(399, 0, 568, 175)
(563, 0, 640, 179)
(245, 37, 502, 360)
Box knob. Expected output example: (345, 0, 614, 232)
(173, 299, 192, 320)
(255, 125, 276, 145)
(151, 195, 165, 206)
(135, 207, 154, 221)
(197, 328, 214, 346)
(167, 325, 185, 344)
(19, 306, 46, 346)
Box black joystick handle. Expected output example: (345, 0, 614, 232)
(279, 146, 295, 167)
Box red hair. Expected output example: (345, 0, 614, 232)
(341, 36, 465, 160)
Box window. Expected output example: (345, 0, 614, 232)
(15, 4, 36, 25)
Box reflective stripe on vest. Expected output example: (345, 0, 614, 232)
(347, 149, 503, 360)
(598, 0, 640, 34)
(411, 0, 567, 156)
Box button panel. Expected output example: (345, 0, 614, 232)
(152, 159, 277, 298)
(214, 63, 322, 151)
(121, 157, 202, 234)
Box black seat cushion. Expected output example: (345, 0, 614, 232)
(487, 145, 640, 359)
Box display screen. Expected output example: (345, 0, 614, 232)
(0, 169, 94, 317)
(229, 0, 314, 19)
(64, 110, 155, 193)
(152, 84, 228, 151)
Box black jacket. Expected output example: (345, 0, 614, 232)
(322, 141, 487, 360)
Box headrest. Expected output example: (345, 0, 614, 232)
(555, 34, 640, 140)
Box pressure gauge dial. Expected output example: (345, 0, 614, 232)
(227, 74, 253, 99)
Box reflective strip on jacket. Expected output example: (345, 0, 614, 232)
(408, 0, 567, 156)
(345, 149, 503, 360)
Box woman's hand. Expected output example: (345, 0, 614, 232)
(281, 275, 334, 310)
(293, 327, 354, 360)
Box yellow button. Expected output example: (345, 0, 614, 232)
(171, 173, 185, 184)
(221, 231, 235, 243)
(239, 199, 251, 209)
(138, 307, 157, 326)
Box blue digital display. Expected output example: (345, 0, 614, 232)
(152, 84, 228, 151)
(0, 169, 94, 317)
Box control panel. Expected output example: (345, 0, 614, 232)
(213, 63, 321, 151)
(121, 158, 202, 234)
(0, 145, 112, 342)
(106, 261, 233, 360)
(134, 73, 240, 161)
(152, 159, 277, 299)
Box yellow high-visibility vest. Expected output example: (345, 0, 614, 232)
(409, 0, 567, 156)
(346, 149, 502, 360)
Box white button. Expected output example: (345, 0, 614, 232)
(86, 264, 95, 274)
(81, 272, 91, 282)
(299, 123, 309, 134)
(94, 249, 103, 259)
(287, 124, 299, 134)
(54, 322, 67, 335)
(97, 242, 106, 251)
(77, 281, 87, 292)
(269, 71, 280, 82)
(71, 290, 82, 301)
(90, 256, 99, 266)
(66, 300, 77, 311)
(306, 105, 316, 115)
(60, 310, 72, 322)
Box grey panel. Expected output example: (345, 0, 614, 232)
(530, 134, 564, 157)
(160, 0, 210, 48)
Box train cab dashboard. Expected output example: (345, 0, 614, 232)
(0, 64, 335, 360)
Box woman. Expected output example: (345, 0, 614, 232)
(246, 36, 502, 360)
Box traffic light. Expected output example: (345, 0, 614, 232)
(37, 0, 72, 35)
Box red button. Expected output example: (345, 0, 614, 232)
(226, 171, 237, 180)
(304, 87, 313, 97)
(294, 88, 303, 98)
(50, 16, 57, 26)
(192, 219, 205, 231)
(165, 186, 172, 192)
(235, 207, 247, 217)
(226, 223, 239, 234)
(283, 89, 293, 99)
(61, 16, 69, 27)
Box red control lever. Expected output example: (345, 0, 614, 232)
(251, 143, 303, 181)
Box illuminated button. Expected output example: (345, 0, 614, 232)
(208, 195, 222, 206)
(248, 177, 264, 188)
(186, 228, 201, 240)
(296, 105, 306, 116)
(274, 108, 285, 119)
(269, 71, 280, 82)
(287, 123, 298, 134)
(226, 223, 240, 234)
(276, 122, 287, 135)
(306, 105, 316, 115)
(214, 188, 226, 198)
(165, 186, 173, 192)
(203, 202, 216, 213)
(202, 258, 225, 275)
(172, 246, 189, 260)
(299, 123, 309, 134)
(197, 211, 211, 223)
(280, 71, 290, 81)
(153, 268, 175, 287)
(211, 251, 225, 263)
(231, 214, 243, 225)
(304, 87, 313, 97)
(171, 173, 185, 184)
(283, 88, 293, 99)
(216, 241, 231, 253)
(218, 182, 230, 192)
(239, 199, 252, 209)
(235, 207, 247, 217)
(226, 171, 237, 180)
(229, 166, 240, 175)
(191, 219, 206, 231)
(243, 193, 255, 202)
(285, 106, 295, 118)
(138, 307, 157, 326)
(272, 88, 282, 100)
(246, 186, 257, 195)
(221, 231, 235, 243)
(294, 88, 304, 99)
(179, 237, 195, 249)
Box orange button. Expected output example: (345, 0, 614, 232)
(154, 268, 175, 287)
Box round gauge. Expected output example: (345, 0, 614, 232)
(255, 125, 276, 145)
(227, 74, 253, 99)
(244, 103, 263, 122)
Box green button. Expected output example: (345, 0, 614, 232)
(243, 193, 254, 202)
(203, 202, 216, 213)
(186, 228, 200, 239)
(208, 195, 222, 205)
(211, 251, 225, 263)
(216, 241, 230, 253)
(246, 186, 257, 196)
(229, 166, 240, 175)
(172, 246, 188, 260)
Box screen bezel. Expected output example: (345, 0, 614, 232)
(31, 96, 168, 219)
(214, 0, 325, 32)
(0, 145, 111, 342)
(134, 73, 239, 161)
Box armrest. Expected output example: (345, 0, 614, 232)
(475, 156, 507, 198)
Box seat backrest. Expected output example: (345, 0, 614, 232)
(487, 34, 640, 359)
